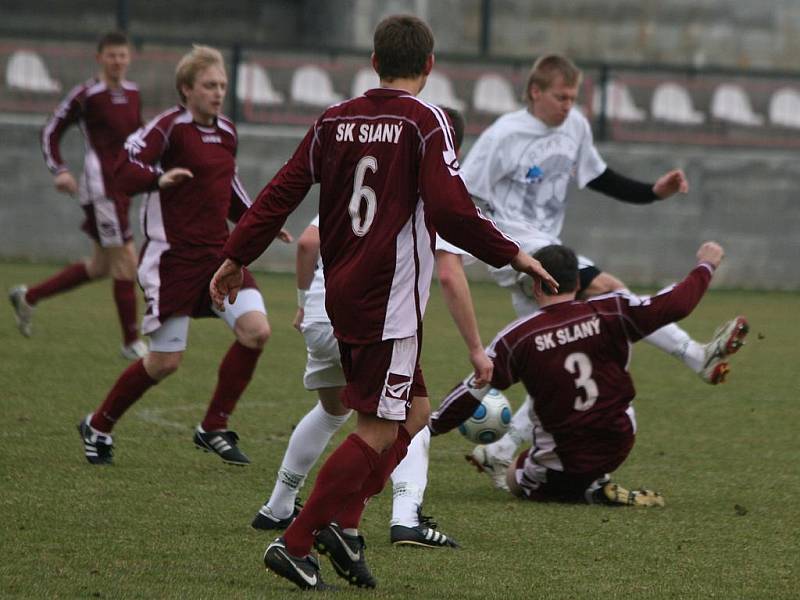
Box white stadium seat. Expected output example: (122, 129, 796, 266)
(768, 87, 800, 129)
(290, 65, 343, 107)
(236, 62, 284, 106)
(710, 84, 764, 126)
(351, 67, 379, 98)
(592, 80, 646, 122)
(418, 71, 465, 111)
(6, 50, 61, 93)
(651, 82, 705, 125)
(473, 73, 522, 114)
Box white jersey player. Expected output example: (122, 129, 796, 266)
(460, 53, 746, 489)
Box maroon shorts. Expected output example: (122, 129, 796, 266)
(81, 196, 132, 247)
(139, 244, 258, 335)
(513, 449, 607, 504)
(338, 334, 427, 421)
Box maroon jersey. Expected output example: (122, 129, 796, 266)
(224, 88, 518, 344)
(117, 106, 250, 252)
(116, 106, 252, 333)
(41, 78, 141, 198)
(439, 263, 715, 475)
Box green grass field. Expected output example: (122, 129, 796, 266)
(1, 261, 798, 599)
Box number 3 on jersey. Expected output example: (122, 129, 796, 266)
(349, 155, 377, 236)
(564, 352, 599, 411)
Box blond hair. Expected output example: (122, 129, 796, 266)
(523, 54, 582, 102)
(175, 45, 225, 102)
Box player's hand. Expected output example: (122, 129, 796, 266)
(158, 168, 193, 189)
(278, 228, 294, 243)
(696, 241, 724, 268)
(653, 169, 689, 199)
(510, 250, 559, 293)
(210, 258, 244, 311)
(54, 171, 78, 196)
(469, 348, 494, 388)
(292, 307, 305, 332)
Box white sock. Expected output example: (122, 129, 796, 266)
(619, 289, 705, 373)
(642, 323, 705, 373)
(266, 401, 351, 519)
(390, 427, 430, 527)
(487, 395, 532, 463)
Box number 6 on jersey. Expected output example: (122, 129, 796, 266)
(349, 155, 378, 236)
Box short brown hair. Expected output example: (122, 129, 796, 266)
(532, 245, 579, 295)
(373, 15, 434, 80)
(97, 30, 129, 53)
(523, 54, 582, 102)
(175, 45, 225, 102)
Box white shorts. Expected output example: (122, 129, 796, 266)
(301, 320, 345, 390)
(148, 288, 266, 352)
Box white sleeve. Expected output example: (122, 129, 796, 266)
(434, 234, 477, 266)
(460, 124, 509, 204)
(574, 113, 607, 189)
(309, 214, 320, 228)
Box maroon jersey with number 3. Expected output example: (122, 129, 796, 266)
(487, 264, 714, 474)
(225, 88, 518, 344)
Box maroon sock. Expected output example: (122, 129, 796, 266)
(336, 426, 412, 529)
(284, 433, 380, 557)
(201, 341, 262, 431)
(90, 359, 158, 432)
(113, 279, 139, 346)
(25, 262, 90, 305)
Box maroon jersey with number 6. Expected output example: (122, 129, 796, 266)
(224, 88, 518, 344)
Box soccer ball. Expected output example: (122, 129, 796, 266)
(458, 388, 512, 444)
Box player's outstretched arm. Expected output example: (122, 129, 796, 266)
(436, 250, 493, 386)
(210, 258, 244, 311)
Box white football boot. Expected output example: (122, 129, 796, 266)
(700, 316, 749, 384)
(9, 285, 34, 337)
(466, 445, 511, 491)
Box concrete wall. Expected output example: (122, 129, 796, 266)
(5, 0, 800, 70)
(1, 118, 797, 290)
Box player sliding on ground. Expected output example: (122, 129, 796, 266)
(210, 15, 556, 592)
(431, 242, 748, 505)
(459, 53, 748, 488)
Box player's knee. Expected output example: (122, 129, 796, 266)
(85, 258, 109, 279)
(406, 407, 431, 438)
(144, 352, 182, 380)
(238, 319, 271, 349)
